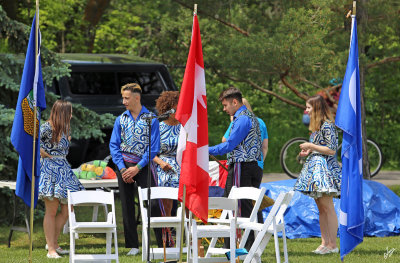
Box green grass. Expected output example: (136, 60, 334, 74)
(1, 191, 400, 262)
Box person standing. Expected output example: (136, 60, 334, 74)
(294, 95, 341, 255)
(109, 83, 162, 255)
(39, 100, 85, 259)
(209, 87, 262, 249)
(222, 98, 268, 172)
(153, 91, 181, 217)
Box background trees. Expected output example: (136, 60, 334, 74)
(1, 0, 399, 177)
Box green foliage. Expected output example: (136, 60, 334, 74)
(1, 0, 399, 176)
(0, 5, 116, 220)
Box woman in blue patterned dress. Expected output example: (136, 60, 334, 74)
(153, 91, 180, 216)
(294, 95, 341, 255)
(39, 100, 84, 258)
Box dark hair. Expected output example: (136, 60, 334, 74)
(218, 87, 242, 102)
(49, 100, 72, 144)
(155, 91, 180, 114)
(121, 83, 142, 95)
(307, 95, 334, 132)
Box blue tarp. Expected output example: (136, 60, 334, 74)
(261, 179, 400, 239)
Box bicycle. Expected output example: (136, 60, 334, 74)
(280, 136, 383, 179)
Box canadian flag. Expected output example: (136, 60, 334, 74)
(176, 13, 209, 223)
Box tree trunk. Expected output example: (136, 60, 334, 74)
(358, 0, 371, 179)
(82, 0, 111, 53)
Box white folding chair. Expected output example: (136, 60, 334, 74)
(190, 197, 238, 263)
(206, 187, 267, 257)
(239, 191, 294, 263)
(138, 186, 189, 262)
(68, 190, 118, 263)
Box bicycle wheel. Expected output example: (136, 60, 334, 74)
(280, 137, 308, 179)
(367, 139, 383, 177)
(336, 139, 383, 177)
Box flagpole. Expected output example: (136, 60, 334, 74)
(28, 1, 39, 262)
(178, 184, 186, 263)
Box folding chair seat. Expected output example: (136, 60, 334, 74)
(190, 197, 238, 263)
(206, 187, 267, 257)
(68, 190, 118, 263)
(138, 186, 189, 262)
(239, 191, 294, 263)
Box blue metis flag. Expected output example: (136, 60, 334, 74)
(10, 14, 46, 208)
(335, 15, 364, 260)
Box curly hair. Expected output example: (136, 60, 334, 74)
(155, 91, 180, 114)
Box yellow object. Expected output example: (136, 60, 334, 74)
(86, 164, 95, 172)
(95, 167, 104, 176)
(81, 164, 88, 171)
(208, 209, 222, 219)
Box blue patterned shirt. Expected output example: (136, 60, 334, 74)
(209, 105, 262, 164)
(109, 106, 160, 170)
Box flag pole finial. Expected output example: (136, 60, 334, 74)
(353, 1, 356, 16)
(194, 4, 197, 15)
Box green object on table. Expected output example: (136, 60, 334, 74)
(73, 171, 80, 179)
(87, 171, 96, 179)
(80, 171, 88, 179)
(100, 161, 107, 168)
(93, 160, 100, 166)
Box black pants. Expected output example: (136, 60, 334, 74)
(223, 161, 263, 250)
(116, 161, 163, 248)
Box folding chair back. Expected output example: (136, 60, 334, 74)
(191, 197, 238, 263)
(138, 187, 188, 261)
(206, 187, 266, 258)
(241, 191, 294, 263)
(68, 190, 118, 263)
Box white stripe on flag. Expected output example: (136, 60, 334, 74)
(176, 124, 187, 166)
(340, 210, 348, 226)
(359, 158, 363, 175)
(197, 145, 209, 173)
(33, 30, 41, 107)
(349, 69, 357, 114)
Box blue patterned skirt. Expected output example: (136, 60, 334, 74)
(156, 155, 180, 188)
(294, 154, 341, 199)
(39, 157, 85, 204)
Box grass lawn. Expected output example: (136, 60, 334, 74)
(1, 192, 399, 262)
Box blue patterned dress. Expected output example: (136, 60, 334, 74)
(39, 122, 84, 204)
(156, 122, 181, 188)
(294, 121, 342, 198)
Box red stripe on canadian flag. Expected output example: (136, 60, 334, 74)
(176, 14, 209, 223)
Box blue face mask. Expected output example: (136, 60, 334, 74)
(302, 112, 310, 126)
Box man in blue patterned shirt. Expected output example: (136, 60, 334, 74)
(109, 83, 162, 255)
(209, 87, 262, 249)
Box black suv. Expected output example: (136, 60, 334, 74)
(48, 53, 177, 167)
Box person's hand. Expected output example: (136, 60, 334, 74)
(299, 149, 311, 157)
(40, 148, 52, 159)
(122, 166, 139, 183)
(160, 161, 172, 171)
(299, 142, 314, 151)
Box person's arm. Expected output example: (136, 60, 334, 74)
(300, 143, 335, 155)
(222, 122, 233, 143)
(138, 118, 160, 168)
(209, 116, 251, 156)
(299, 122, 337, 156)
(109, 117, 125, 171)
(153, 156, 172, 171)
(262, 138, 268, 161)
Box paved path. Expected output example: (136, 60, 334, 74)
(262, 170, 400, 187)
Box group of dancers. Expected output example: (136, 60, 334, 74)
(37, 83, 341, 258)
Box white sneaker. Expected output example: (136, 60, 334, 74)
(46, 253, 62, 259)
(45, 244, 70, 255)
(127, 248, 140, 256)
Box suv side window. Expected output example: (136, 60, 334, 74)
(117, 72, 164, 95)
(69, 72, 116, 95)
